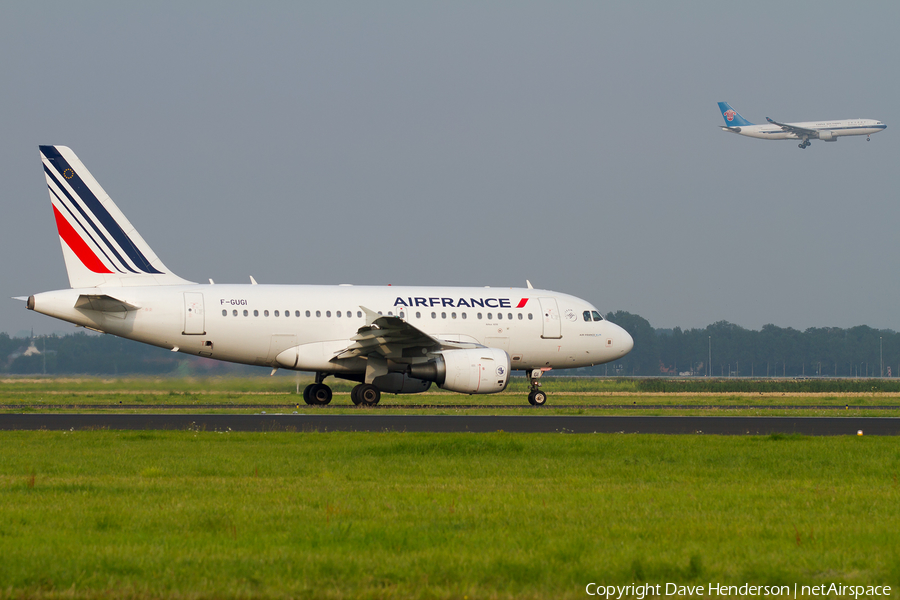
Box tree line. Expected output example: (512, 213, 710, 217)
(2, 313, 899, 377)
(594, 311, 900, 378)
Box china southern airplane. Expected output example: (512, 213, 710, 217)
(20, 146, 633, 406)
(718, 102, 886, 149)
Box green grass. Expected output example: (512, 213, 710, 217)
(0, 431, 898, 599)
(3, 376, 900, 417)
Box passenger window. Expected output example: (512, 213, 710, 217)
(416, 312, 421, 319)
(222, 309, 227, 316)
(264, 310, 270, 317)
(284, 310, 289, 317)
(518, 313, 523, 320)
(462, 313, 467, 319)
(357, 311, 362, 318)
(274, 310, 279, 317)
(336, 311, 342, 318)
(592, 311, 603, 321)
(347, 311, 352, 318)
(498, 313, 503, 320)
(233, 310, 238, 317)
(508, 313, 513, 320)
(295, 310, 300, 317)
(451, 312, 456, 319)
(399, 311, 405, 319)
(441, 312, 447, 319)
(487, 313, 493, 320)
(431, 312, 436, 319)
(254, 310, 259, 317)
(528, 313, 533, 320)
(316, 310, 321, 317)
(477, 313, 483, 320)
(305, 310, 311, 317)
(326, 311, 332, 317)
(584, 311, 591, 322)
(243, 310, 248, 317)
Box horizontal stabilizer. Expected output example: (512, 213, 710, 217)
(74, 294, 140, 313)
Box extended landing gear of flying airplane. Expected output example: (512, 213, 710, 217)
(867, 136, 871, 141)
(527, 369, 548, 406)
(350, 383, 381, 406)
(798, 140, 810, 149)
(303, 373, 333, 405)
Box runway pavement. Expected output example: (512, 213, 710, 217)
(1, 414, 899, 435)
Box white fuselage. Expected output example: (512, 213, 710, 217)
(29, 283, 633, 374)
(724, 119, 886, 141)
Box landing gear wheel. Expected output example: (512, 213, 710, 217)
(355, 383, 381, 406)
(350, 385, 362, 406)
(528, 390, 547, 406)
(307, 383, 332, 406)
(302, 384, 315, 405)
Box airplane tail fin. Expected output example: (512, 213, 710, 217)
(39, 145, 193, 288)
(717, 102, 754, 127)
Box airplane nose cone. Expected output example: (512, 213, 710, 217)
(619, 326, 634, 356)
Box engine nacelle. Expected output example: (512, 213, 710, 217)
(408, 348, 510, 394)
(819, 131, 836, 141)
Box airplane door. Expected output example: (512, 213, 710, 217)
(183, 292, 206, 335)
(538, 297, 562, 339)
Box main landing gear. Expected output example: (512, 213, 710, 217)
(798, 140, 811, 149)
(350, 383, 381, 406)
(302, 373, 382, 406)
(527, 369, 548, 406)
(303, 373, 333, 406)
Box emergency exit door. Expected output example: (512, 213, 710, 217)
(538, 297, 562, 339)
(183, 292, 205, 335)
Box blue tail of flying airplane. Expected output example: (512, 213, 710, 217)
(717, 102, 754, 127)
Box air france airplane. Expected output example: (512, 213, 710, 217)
(20, 146, 633, 406)
(718, 102, 886, 149)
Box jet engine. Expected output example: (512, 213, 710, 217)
(819, 131, 836, 141)
(408, 347, 511, 394)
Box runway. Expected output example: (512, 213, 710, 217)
(1, 414, 899, 435)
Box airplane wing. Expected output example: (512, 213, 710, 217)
(334, 306, 481, 360)
(765, 117, 817, 136)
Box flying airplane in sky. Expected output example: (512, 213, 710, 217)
(20, 146, 633, 406)
(717, 102, 886, 149)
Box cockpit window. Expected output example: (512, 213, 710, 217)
(583, 311, 592, 322)
(592, 311, 603, 322)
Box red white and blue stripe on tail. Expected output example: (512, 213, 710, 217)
(40, 145, 189, 288)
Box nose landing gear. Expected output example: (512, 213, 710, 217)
(527, 369, 548, 406)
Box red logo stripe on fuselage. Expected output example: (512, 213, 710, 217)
(52, 205, 113, 274)
(516, 298, 528, 308)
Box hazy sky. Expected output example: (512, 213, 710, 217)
(2, 2, 899, 337)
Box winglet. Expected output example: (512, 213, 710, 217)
(360, 306, 381, 326)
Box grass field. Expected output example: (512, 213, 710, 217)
(3, 376, 900, 417)
(1, 430, 899, 599)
